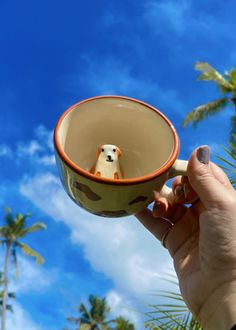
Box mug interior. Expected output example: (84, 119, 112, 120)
(56, 97, 178, 179)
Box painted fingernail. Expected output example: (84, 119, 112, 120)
(174, 184, 184, 198)
(197, 145, 210, 164)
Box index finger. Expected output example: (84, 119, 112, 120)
(136, 208, 175, 242)
(136, 199, 202, 258)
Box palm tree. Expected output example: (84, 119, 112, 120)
(112, 316, 135, 330)
(65, 295, 136, 330)
(0, 207, 46, 330)
(183, 62, 236, 145)
(66, 295, 112, 330)
(0, 272, 15, 314)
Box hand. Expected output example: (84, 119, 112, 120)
(136, 146, 236, 330)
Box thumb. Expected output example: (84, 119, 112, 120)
(187, 145, 230, 209)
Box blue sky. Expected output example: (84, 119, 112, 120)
(0, 0, 235, 329)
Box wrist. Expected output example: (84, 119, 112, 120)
(197, 281, 236, 330)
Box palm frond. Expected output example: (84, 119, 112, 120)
(89, 295, 111, 321)
(0, 302, 14, 313)
(17, 242, 45, 264)
(7, 292, 15, 299)
(195, 62, 234, 93)
(11, 248, 19, 278)
(4, 207, 14, 227)
(19, 222, 47, 237)
(6, 304, 14, 313)
(66, 316, 81, 324)
(146, 303, 201, 330)
(230, 117, 236, 146)
(216, 143, 236, 188)
(66, 295, 135, 330)
(15, 213, 26, 223)
(13, 213, 26, 235)
(145, 285, 202, 330)
(79, 303, 92, 322)
(112, 316, 135, 330)
(80, 324, 92, 330)
(228, 69, 236, 88)
(182, 97, 229, 126)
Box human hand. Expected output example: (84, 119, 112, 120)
(136, 146, 236, 330)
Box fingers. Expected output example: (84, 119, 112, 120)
(172, 176, 198, 204)
(171, 156, 233, 206)
(187, 146, 235, 209)
(153, 193, 187, 223)
(153, 191, 170, 217)
(136, 208, 176, 242)
(136, 201, 201, 257)
(136, 145, 234, 256)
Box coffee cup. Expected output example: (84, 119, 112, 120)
(54, 95, 187, 217)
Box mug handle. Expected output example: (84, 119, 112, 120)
(160, 160, 188, 201)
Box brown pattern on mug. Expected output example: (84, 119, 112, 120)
(129, 196, 148, 205)
(73, 181, 102, 201)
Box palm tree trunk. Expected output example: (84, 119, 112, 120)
(1, 242, 11, 330)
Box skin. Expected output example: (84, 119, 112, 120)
(136, 146, 236, 330)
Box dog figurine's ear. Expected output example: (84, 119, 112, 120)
(116, 147, 122, 158)
(96, 146, 102, 159)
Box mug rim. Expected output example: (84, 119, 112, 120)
(54, 95, 180, 186)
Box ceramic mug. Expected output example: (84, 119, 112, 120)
(54, 95, 187, 218)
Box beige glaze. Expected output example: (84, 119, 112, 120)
(58, 97, 175, 179)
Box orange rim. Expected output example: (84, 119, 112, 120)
(54, 95, 180, 186)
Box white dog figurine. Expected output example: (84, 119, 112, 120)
(91, 144, 123, 179)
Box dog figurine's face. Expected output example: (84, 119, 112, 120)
(97, 144, 121, 163)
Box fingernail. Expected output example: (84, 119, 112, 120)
(174, 184, 184, 198)
(183, 182, 190, 198)
(153, 200, 166, 218)
(197, 145, 210, 164)
(153, 190, 159, 200)
(153, 201, 160, 217)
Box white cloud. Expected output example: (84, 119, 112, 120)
(0, 144, 13, 158)
(8, 255, 56, 294)
(0, 254, 56, 330)
(16, 126, 54, 163)
(143, 0, 232, 40)
(106, 290, 141, 328)
(144, 0, 190, 35)
(35, 125, 54, 151)
(17, 140, 42, 157)
(0, 125, 55, 166)
(20, 172, 176, 304)
(77, 56, 157, 99)
(38, 155, 56, 166)
(69, 56, 184, 115)
(20, 177, 175, 330)
(6, 302, 43, 330)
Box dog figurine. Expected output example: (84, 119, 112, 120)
(90, 144, 123, 179)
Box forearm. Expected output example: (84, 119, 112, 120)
(197, 281, 236, 330)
